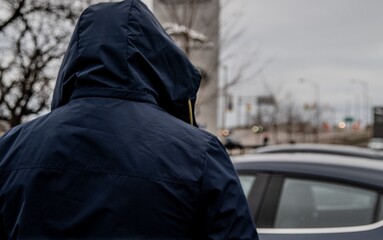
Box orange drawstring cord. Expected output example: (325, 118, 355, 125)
(188, 99, 194, 126)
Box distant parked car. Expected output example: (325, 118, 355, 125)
(233, 153, 383, 240)
(223, 137, 244, 152)
(252, 143, 383, 160)
(367, 138, 383, 151)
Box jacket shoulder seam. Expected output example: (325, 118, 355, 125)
(0, 166, 200, 188)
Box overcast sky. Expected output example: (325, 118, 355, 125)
(224, 0, 383, 125)
(142, 0, 382, 125)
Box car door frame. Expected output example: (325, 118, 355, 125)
(254, 174, 383, 240)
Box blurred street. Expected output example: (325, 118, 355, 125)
(222, 126, 372, 155)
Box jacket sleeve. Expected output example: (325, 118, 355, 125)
(200, 137, 258, 240)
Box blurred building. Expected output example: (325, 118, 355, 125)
(141, 0, 153, 8)
(0, 121, 9, 136)
(152, 0, 220, 135)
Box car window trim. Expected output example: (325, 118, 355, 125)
(249, 174, 271, 223)
(257, 219, 383, 234)
(257, 174, 284, 228)
(374, 193, 383, 222)
(236, 171, 271, 224)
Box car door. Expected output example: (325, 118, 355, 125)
(237, 171, 383, 240)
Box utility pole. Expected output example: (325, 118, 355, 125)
(299, 78, 320, 143)
(350, 79, 369, 127)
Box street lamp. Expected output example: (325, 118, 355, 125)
(299, 78, 320, 142)
(350, 79, 369, 127)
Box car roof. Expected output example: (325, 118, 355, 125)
(252, 143, 383, 160)
(232, 153, 383, 189)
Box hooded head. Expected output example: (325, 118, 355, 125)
(51, 0, 201, 126)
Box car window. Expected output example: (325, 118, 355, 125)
(238, 175, 256, 198)
(274, 178, 378, 228)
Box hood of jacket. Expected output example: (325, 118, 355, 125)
(51, 0, 201, 126)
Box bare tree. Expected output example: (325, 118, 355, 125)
(156, 0, 263, 98)
(154, 0, 271, 133)
(0, 0, 107, 127)
(158, 0, 208, 56)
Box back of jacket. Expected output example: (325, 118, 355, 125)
(0, 0, 257, 239)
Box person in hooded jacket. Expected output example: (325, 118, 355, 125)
(0, 0, 258, 239)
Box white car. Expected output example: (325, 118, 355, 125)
(233, 152, 383, 240)
(367, 138, 383, 151)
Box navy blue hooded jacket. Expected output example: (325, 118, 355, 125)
(0, 0, 257, 239)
